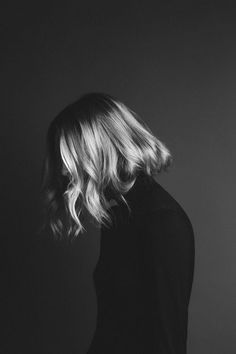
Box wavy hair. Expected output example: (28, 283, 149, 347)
(39, 92, 173, 239)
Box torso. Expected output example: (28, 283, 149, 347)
(87, 172, 192, 353)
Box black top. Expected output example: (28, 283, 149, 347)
(87, 171, 195, 354)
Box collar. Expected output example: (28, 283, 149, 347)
(108, 171, 154, 216)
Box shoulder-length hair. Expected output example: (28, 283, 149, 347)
(40, 92, 173, 239)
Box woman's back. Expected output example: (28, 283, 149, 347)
(87, 171, 195, 354)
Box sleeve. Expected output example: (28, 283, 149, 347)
(146, 207, 195, 354)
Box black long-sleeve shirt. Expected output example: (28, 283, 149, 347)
(87, 171, 195, 354)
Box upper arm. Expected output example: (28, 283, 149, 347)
(145, 207, 195, 353)
(149, 207, 195, 302)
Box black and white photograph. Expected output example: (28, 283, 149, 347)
(1, 2, 235, 353)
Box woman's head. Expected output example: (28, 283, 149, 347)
(40, 92, 172, 239)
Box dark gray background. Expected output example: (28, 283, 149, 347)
(1, 1, 235, 353)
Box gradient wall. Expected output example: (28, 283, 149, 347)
(1, 2, 235, 353)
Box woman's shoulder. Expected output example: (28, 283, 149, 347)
(105, 173, 194, 235)
(133, 173, 184, 210)
(130, 177, 194, 243)
(148, 177, 180, 208)
(146, 205, 194, 240)
(142, 179, 194, 250)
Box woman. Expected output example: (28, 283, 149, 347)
(40, 92, 195, 353)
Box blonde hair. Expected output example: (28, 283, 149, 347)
(40, 92, 172, 239)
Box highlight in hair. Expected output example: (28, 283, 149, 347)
(39, 92, 173, 239)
